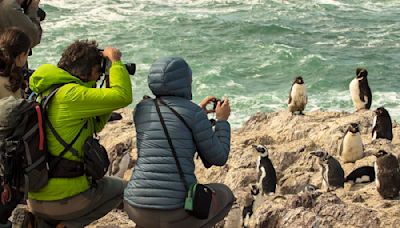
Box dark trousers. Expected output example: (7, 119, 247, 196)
(28, 177, 125, 228)
(0, 180, 23, 224)
(124, 183, 235, 228)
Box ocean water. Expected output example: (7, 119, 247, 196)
(31, 0, 400, 127)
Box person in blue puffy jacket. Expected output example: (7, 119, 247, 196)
(124, 56, 234, 228)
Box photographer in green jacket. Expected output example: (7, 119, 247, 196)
(25, 40, 132, 227)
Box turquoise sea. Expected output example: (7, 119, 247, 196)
(31, 0, 400, 127)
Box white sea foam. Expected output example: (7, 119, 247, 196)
(34, 0, 400, 129)
(299, 54, 327, 65)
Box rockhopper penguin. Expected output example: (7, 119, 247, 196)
(339, 123, 364, 163)
(349, 68, 372, 111)
(372, 107, 393, 141)
(288, 76, 307, 115)
(374, 150, 400, 199)
(252, 145, 277, 195)
(311, 151, 344, 191)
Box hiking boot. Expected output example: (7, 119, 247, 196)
(12, 207, 35, 228)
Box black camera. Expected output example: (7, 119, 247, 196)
(98, 49, 136, 76)
(22, 68, 35, 81)
(212, 98, 224, 110)
(21, 0, 46, 21)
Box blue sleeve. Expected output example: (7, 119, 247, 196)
(192, 109, 231, 166)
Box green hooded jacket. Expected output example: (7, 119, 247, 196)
(28, 61, 132, 201)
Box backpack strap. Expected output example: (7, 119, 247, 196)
(41, 85, 85, 158)
(153, 98, 189, 191)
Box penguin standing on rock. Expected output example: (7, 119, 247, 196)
(339, 123, 364, 163)
(242, 188, 257, 228)
(374, 150, 400, 199)
(252, 145, 277, 195)
(372, 107, 393, 141)
(311, 151, 344, 191)
(349, 68, 372, 111)
(288, 76, 307, 115)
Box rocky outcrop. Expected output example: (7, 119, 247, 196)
(89, 109, 400, 227)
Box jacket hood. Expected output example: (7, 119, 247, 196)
(148, 57, 192, 100)
(29, 64, 95, 93)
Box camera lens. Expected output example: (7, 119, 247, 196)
(38, 8, 46, 21)
(125, 63, 136, 76)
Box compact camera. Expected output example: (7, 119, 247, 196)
(22, 68, 35, 81)
(212, 98, 224, 110)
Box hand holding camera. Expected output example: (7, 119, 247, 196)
(98, 48, 136, 76)
(21, 0, 46, 21)
(101, 47, 121, 63)
(199, 96, 217, 113)
(29, 0, 40, 11)
(200, 96, 230, 121)
(215, 97, 230, 121)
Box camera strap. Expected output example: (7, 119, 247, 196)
(153, 98, 189, 191)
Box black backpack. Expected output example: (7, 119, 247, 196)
(0, 95, 49, 202)
(0, 87, 85, 203)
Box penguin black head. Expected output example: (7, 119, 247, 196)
(356, 68, 368, 79)
(348, 123, 360, 133)
(250, 184, 260, 196)
(374, 107, 389, 117)
(310, 151, 330, 162)
(293, 76, 304, 85)
(374, 150, 389, 158)
(252, 144, 269, 157)
(303, 184, 318, 193)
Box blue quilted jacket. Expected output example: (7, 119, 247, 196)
(124, 57, 231, 209)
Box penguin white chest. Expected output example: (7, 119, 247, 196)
(349, 79, 365, 110)
(374, 162, 380, 189)
(372, 116, 377, 140)
(321, 164, 329, 190)
(290, 84, 307, 106)
(114, 151, 131, 178)
(342, 133, 363, 162)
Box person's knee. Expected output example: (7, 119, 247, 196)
(210, 184, 235, 201)
(101, 176, 125, 197)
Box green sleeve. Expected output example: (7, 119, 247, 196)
(60, 61, 132, 129)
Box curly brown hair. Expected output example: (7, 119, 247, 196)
(57, 40, 102, 81)
(0, 27, 31, 92)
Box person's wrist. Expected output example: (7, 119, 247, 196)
(216, 116, 228, 121)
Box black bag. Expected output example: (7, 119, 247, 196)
(83, 136, 110, 181)
(153, 98, 213, 219)
(184, 183, 214, 219)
